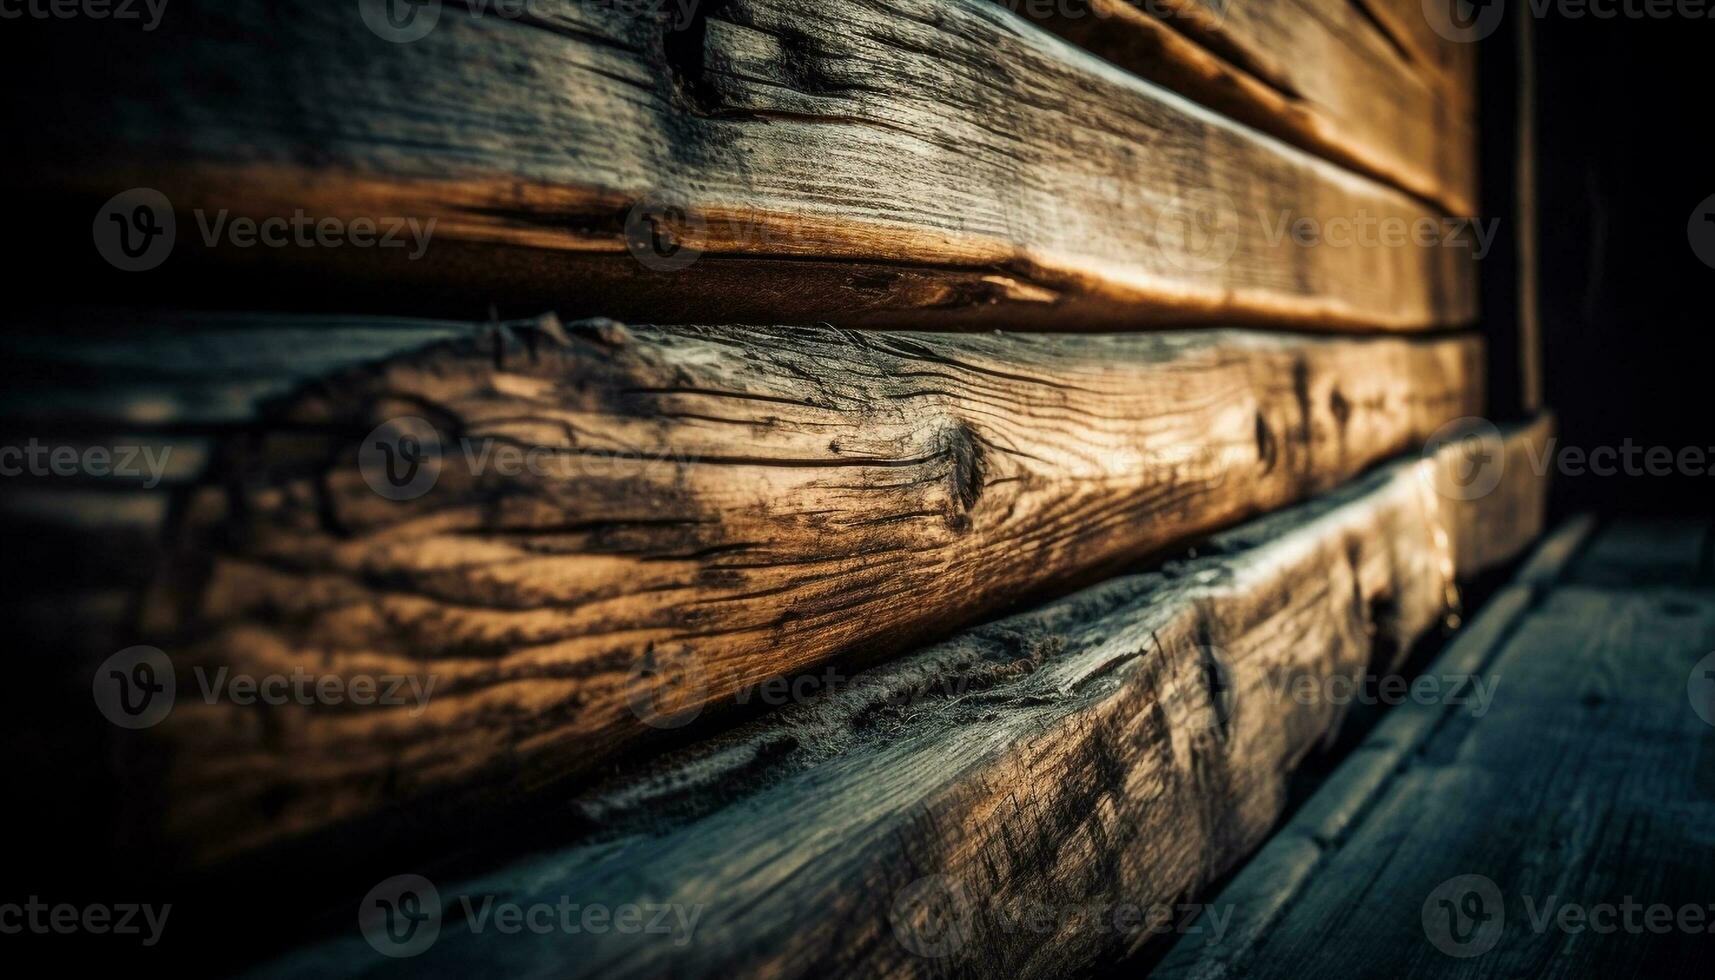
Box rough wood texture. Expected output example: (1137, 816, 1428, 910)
(12, 0, 1476, 331)
(1158, 517, 1715, 979)
(1019, 0, 1478, 215)
(0, 312, 1486, 865)
(256, 419, 1552, 979)
(1153, 514, 1598, 979)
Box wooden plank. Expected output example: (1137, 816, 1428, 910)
(1476, 0, 1542, 419)
(254, 418, 1552, 978)
(1014, 0, 1479, 215)
(1154, 514, 1598, 980)
(1514, 9, 1542, 413)
(1158, 518, 1715, 978)
(0, 312, 1486, 866)
(8, 0, 1476, 332)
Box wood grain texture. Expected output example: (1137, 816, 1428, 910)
(1158, 517, 1715, 979)
(0, 312, 1486, 865)
(11, 0, 1476, 331)
(1153, 514, 1598, 980)
(255, 418, 1552, 979)
(1014, 0, 1479, 215)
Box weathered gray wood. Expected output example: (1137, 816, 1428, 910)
(14, 0, 1476, 331)
(1154, 514, 1597, 979)
(252, 418, 1551, 979)
(1158, 518, 1715, 979)
(1017, 0, 1478, 214)
(0, 312, 1486, 865)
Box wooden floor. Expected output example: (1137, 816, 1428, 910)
(1157, 516, 1715, 978)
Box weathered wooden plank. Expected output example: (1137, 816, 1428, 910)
(1159, 518, 1715, 979)
(1153, 514, 1598, 980)
(0, 313, 1485, 866)
(1013, 0, 1479, 215)
(253, 418, 1551, 978)
(10, 0, 1476, 331)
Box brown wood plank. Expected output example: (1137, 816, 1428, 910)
(1158, 517, 1715, 979)
(10, 0, 1477, 331)
(0, 313, 1487, 866)
(252, 418, 1552, 978)
(1015, 0, 1479, 215)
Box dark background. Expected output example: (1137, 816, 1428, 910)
(1515, 6, 1712, 516)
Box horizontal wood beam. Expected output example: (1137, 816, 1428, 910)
(1153, 514, 1598, 980)
(259, 417, 1553, 978)
(1011, 0, 1479, 216)
(0, 312, 1485, 865)
(1157, 516, 1715, 978)
(9, 0, 1476, 331)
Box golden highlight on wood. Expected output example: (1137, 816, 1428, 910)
(2, 313, 1484, 863)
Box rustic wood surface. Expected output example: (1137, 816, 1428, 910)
(1020, 0, 1478, 215)
(1157, 517, 1715, 979)
(0, 313, 1486, 865)
(252, 418, 1552, 979)
(12, 0, 1476, 331)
